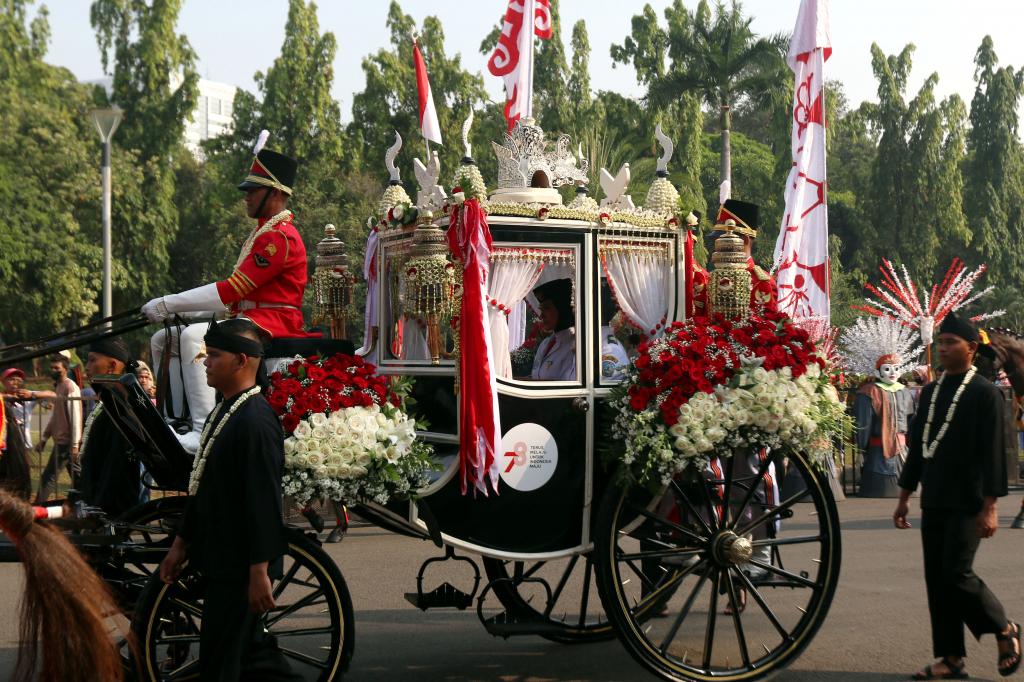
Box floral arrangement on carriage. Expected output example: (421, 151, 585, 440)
(609, 309, 851, 485)
(267, 353, 434, 506)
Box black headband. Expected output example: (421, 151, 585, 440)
(204, 322, 265, 357)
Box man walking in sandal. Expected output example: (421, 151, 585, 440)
(894, 311, 1020, 679)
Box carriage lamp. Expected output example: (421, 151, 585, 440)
(401, 211, 457, 364)
(312, 223, 357, 339)
(709, 221, 753, 320)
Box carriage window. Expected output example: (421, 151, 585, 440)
(598, 279, 631, 383)
(490, 246, 579, 383)
(598, 239, 673, 384)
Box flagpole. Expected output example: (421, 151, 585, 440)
(524, 0, 535, 120)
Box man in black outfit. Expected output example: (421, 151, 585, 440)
(159, 319, 300, 681)
(78, 337, 143, 518)
(895, 311, 1020, 680)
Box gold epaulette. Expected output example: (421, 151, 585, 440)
(752, 264, 771, 281)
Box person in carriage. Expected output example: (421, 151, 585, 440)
(141, 140, 309, 452)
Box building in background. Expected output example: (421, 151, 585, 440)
(89, 76, 237, 157)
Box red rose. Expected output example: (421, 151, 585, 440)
(282, 413, 300, 433)
(307, 365, 326, 381)
(268, 390, 289, 410)
(629, 393, 648, 411)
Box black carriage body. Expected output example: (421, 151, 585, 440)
(373, 217, 684, 558)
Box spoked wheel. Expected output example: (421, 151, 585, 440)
(595, 451, 841, 682)
(131, 529, 355, 681)
(101, 496, 188, 612)
(482, 552, 614, 644)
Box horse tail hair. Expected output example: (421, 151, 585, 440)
(0, 491, 126, 682)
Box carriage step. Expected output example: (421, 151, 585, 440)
(481, 611, 566, 638)
(404, 582, 474, 610)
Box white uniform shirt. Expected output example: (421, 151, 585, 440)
(531, 328, 576, 381)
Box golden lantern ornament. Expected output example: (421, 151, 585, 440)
(311, 223, 357, 339)
(400, 210, 457, 364)
(708, 220, 753, 320)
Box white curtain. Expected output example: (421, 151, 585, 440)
(508, 300, 527, 351)
(601, 242, 671, 338)
(487, 257, 545, 378)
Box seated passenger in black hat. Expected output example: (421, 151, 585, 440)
(78, 337, 144, 518)
(530, 278, 577, 381)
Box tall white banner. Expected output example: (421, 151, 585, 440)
(773, 0, 832, 334)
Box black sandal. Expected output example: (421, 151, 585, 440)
(911, 657, 968, 680)
(997, 621, 1021, 678)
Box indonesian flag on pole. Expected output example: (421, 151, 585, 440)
(487, 0, 552, 131)
(773, 0, 832, 336)
(413, 39, 443, 145)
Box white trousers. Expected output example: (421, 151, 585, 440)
(151, 323, 216, 451)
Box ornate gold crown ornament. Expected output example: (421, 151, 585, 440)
(311, 224, 357, 339)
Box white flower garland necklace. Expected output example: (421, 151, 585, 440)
(188, 386, 262, 494)
(921, 365, 976, 459)
(234, 209, 292, 269)
(81, 403, 104, 450)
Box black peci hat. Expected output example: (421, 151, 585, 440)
(239, 149, 298, 196)
(938, 311, 979, 344)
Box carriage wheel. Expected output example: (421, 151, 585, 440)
(594, 451, 841, 682)
(482, 552, 614, 644)
(130, 530, 355, 681)
(100, 496, 188, 611)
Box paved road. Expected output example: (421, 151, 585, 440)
(1, 494, 1021, 681)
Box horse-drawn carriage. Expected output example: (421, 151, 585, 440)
(0, 118, 847, 682)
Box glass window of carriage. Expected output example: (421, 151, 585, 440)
(598, 239, 674, 385)
(489, 246, 580, 384)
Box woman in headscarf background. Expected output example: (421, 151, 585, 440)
(530, 278, 577, 381)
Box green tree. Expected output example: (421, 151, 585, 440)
(615, 0, 787, 191)
(863, 43, 970, 281)
(351, 1, 486, 192)
(89, 0, 199, 307)
(963, 36, 1024, 288)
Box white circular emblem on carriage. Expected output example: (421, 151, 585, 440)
(499, 423, 558, 492)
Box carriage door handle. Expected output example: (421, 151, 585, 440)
(572, 397, 590, 413)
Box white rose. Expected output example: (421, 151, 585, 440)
(307, 452, 324, 469)
(325, 465, 340, 478)
(350, 465, 368, 477)
(293, 439, 309, 454)
(337, 463, 353, 479)
(293, 420, 312, 439)
(347, 413, 366, 433)
(313, 466, 329, 479)
(284, 454, 297, 468)
(355, 452, 372, 467)
(705, 426, 726, 443)
(756, 393, 773, 407)
(780, 366, 792, 379)
(326, 453, 343, 466)
(694, 437, 714, 453)
(310, 413, 329, 428)
(375, 412, 388, 426)
(669, 423, 687, 438)
(311, 426, 330, 441)
(752, 367, 769, 383)
(328, 410, 344, 425)
(360, 432, 376, 449)
(294, 453, 310, 468)
(805, 363, 821, 379)
(283, 438, 297, 455)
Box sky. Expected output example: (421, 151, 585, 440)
(39, 1, 1024, 123)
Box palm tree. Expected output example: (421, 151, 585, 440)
(647, 0, 788, 192)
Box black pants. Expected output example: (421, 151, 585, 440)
(35, 442, 78, 502)
(200, 578, 303, 681)
(921, 508, 1007, 657)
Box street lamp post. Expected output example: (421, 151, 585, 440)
(89, 106, 123, 321)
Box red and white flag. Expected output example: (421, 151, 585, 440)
(413, 39, 442, 145)
(773, 0, 832, 334)
(487, 0, 552, 131)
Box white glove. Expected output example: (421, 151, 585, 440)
(142, 298, 169, 323)
(163, 283, 226, 315)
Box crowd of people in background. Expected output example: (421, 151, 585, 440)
(0, 347, 157, 505)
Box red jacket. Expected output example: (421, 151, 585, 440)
(215, 215, 309, 338)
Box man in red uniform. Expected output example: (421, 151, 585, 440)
(142, 145, 308, 450)
(691, 199, 778, 316)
